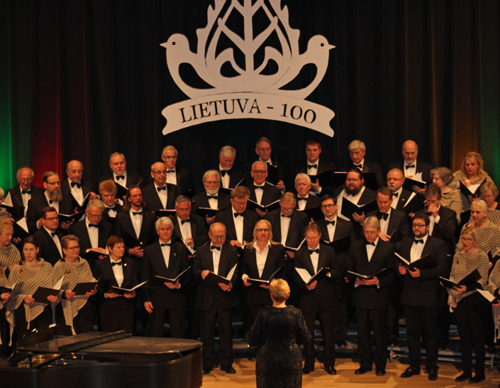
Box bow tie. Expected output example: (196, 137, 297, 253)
(133, 211, 143, 216)
(355, 164, 363, 169)
(88, 224, 99, 228)
(49, 200, 54, 205)
(116, 175, 125, 180)
(281, 214, 291, 218)
(414, 239, 424, 244)
(297, 197, 307, 202)
(393, 192, 399, 197)
(106, 206, 116, 212)
(22, 189, 31, 194)
(157, 186, 167, 191)
(166, 170, 175, 174)
(211, 246, 221, 251)
(378, 212, 389, 221)
(51, 232, 57, 238)
(71, 182, 82, 188)
(220, 170, 229, 177)
(234, 213, 243, 217)
(111, 261, 122, 266)
(254, 186, 264, 190)
(208, 195, 218, 200)
(181, 219, 190, 225)
(366, 242, 375, 246)
(309, 249, 320, 254)
(161, 243, 171, 247)
(405, 164, 415, 169)
(326, 220, 335, 226)
(308, 164, 318, 169)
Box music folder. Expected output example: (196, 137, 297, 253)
(295, 267, 330, 286)
(203, 263, 237, 288)
(246, 199, 280, 213)
(111, 280, 148, 295)
(32, 276, 64, 303)
(246, 264, 285, 285)
(340, 197, 377, 221)
(347, 267, 391, 280)
(395, 253, 437, 270)
(459, 179, 486, 198)
(196, 207, 219, 218)
(402, 177, 426, 192)
(155, 266, 191, 284)
(323, 235, 352, 254)
(72, 281, 98, 295)
(58, 210, 85, 224)
(439, 269, 481, 288)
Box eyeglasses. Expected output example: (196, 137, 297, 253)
(252, 170, 267, 175)
(152, 170, 167, 175)
(321, 204, 336, 209)
(66, 245, 80, 251)
(19, 178, 33, 183)
(256, 229, 269, 232)
(87, 213, 102, 219)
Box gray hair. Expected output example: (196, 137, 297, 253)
(363, 215, 380, 230)
(295, 173, 311, 185)
(155, 216, 173, 231)
(348, 140, 366, 152)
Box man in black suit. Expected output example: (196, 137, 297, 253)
(172, 195, 208, 252)
(26, 171, 75, 234)
(346, 216, 395, 376)
(192, 222, 239, 375)
(265, 192, 308, 248)
(245, 137, 285, 190)
(294, 139, 336, 195)
(61, 160, 97, 211)
(69, 199, 112, 269)
(246, 161, 281, 218)
(334, 169, 377, 224)
(294, 223, 340, 375)
(214, 186, 259, 248)
(387, 168, 413, 211)
(161, 145, 193, 195)
(388, 140, 433, 183)
(397, 213, 447, 381)
(33, 207, 65, 265)
(4, 167, 44, 222)
(114, 186, 156, 263)
(142, 162, 179, 214)
(98, 152, 143, 190)
(141, 216, 190, 338)
(218, 146, 245, 190)
(191, 170, 231, 225)
(98, 180, 124, 227)
(294, 173, 322, 211)
(347, 140, 384, 189)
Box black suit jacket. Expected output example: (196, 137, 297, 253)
(294, 243, 341, 312)
(101, 203, 124, 227)
(172, 167, 193, 195)
(393, 189, 413, 211)
(93, 256, 138, 306)
(98, 172, 144, 188)
(293, 159, 336, 193)
(142, 183, 179, 212)
(316, 217, 356, 244)
(214, 208, 259, 243)
(141, 241, 190, 309)
(172, 214, 209, 250)
(295, 195, 322, 211)
(397, 236, 448, 306)
(114, 209, 156, 255)
(69, 219, 113, 252)
(365, 208, 411, 243)
(346, 160, 384, 189)
(247, 183, 281, 206)
(5, 185, 45, 221)
(218, 166, 245, 189)
(192, 243, 239, 311)
(388, 160, 433, 183)
(241, 244, 286, 305)
(61, 179, 94, 211)
(265, 209, 308, 248)
(346, 239, 395, 310)
(191, 191, 231, 214)
(26, 192, 75, 234)
(245, 158, 284, 186)
(33, 227, 65, 265)
(416, 206, 457, 255)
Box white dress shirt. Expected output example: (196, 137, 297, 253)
(86, 218, 99, 248)
(254, 183, 265, 205)
(232, 207, 244, 244)
(68, 178, 84, 206)
(280, 213, 291, 245)
(365, 238, 378, 262)
(166, 169, 177, 185)
(130, 207, 143, 239)
(391, 187, 403, 209)
(44, 191, 60, 213)
(308, 246, 319, 273)
(410, 235, 428, 263)
(110, 258, 124, 287)
(254, 242, 270, 278)
(211, 244, 221, 275)
(155, 183, 168, 209)
(160, 240, 171, 268)
(44, 226, 63, 257)
(325, 216, 337, 242)
(114, 172, 127, 188)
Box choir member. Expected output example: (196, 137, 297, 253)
(32, 207, 65, 265)
(386, 168, 413, 210)
(142, 161, 179, 213)
(388, 140, 433, 182)
(480, 181, 499, 210)
(98, 152, 144, 189)
(294, 173, 322, 211)
(294, 139, 335, 195)
(4, 167, 44, 221)
(98, 180, 124, 226)
(246, 161, 281, 218)
(346, 140, 384, 189)
(61, 160, 97, 211)
(171, 195, 208, 253)
(161, 145, 193, 195)
(191, 170, 231, 224)
(246, 137, 285, 190)
(217, 146, 245, 190)
(431, 167, 462, 221)
(0, 223, 20, 276)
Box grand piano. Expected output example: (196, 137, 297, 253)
(0, 327, 202, 388)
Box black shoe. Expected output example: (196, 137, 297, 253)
(428, 371, 438, 381)
(220, 366, 236, 374)
(469, 374, 485, 384)
(454, 373, 472, 382)
(336, 340, 347, 347)
(355, 366, 372, 375)
(376, 368, 386, 376)
(325, 366, 337, 375)
(303, 367, 314, 374)
(401, 367, 420, 378)
(203, 367, 212, 375)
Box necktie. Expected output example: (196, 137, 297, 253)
(22, 189, 31, 194)
(406, 165, 415, 169)
(326, 220, 335, 226)
(157, 186, 167, 191)
(308, 164, 318, 169)
(234, 213, 243, 217)
(309, 249, 319, 254)
(71, 182, 82, 188)
(133, 211, 143, 216)
(393, 192, 399, 197)
(211, 246, 221, 251)
(181, 219, 190, 225)
(414, 239, 424, 244)
(116, 175, 125, 180)
(88, 224, 99, 228)
(161, 243, 171, 247)
(378, 212, 388, 221)
(366, 242, 375, 246)
(281, 214, 291, 218)
(167, 170, 175, 174)
(221, 170, 228, 177)
(111, 261, 122, 266)
(254, 186, 264, 190)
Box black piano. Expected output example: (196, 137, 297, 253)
(0, 329, 202, 388)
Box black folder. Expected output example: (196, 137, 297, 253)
(340, 198, 377, 221)
(439, 269, 481, 288)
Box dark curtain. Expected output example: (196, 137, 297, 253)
(1, 0, 499, 189)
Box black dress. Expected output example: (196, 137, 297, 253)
(246, 305, 310, 388)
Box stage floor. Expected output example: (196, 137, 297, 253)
(201, 357, 500, 387)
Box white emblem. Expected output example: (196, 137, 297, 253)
(162, 0, 335, 136)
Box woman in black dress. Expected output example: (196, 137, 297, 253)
(246, 279, 310, 388)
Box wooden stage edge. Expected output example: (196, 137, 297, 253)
(201, 357, 500, 387)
